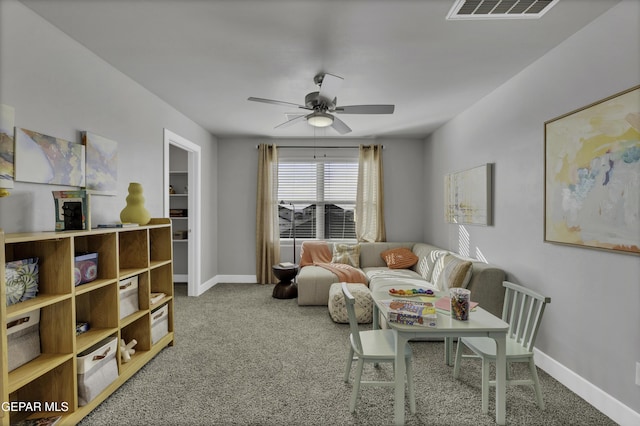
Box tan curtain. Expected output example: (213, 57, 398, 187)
(355, 144, 386, 242)
(256, 144, 280, 284)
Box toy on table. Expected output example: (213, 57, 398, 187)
(388, 288, 435, 297)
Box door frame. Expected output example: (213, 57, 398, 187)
(163, 128, 202, 297)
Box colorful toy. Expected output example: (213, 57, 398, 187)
(388, 288, 435, 297)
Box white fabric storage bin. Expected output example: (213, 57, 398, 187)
(119, 275, 139, 319)
(7, 309, 41, 372)
(77, 336, 118, 406)
(151, 304, 169, 345)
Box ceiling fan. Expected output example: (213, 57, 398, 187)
(248, 73, 394, 135)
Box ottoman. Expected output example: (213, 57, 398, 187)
(328, 283, 373, 324)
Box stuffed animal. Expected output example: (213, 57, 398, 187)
(120, 338, 137, 363)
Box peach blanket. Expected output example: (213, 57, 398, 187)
(299, 241, 367, 284)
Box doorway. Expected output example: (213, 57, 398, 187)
(163, 128, 202, 297)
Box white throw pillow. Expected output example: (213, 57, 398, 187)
(332, 243, 361, 267)
(433, 254, 473, 291)
(419, 249, 448, 281)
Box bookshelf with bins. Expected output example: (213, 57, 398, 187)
(0, 219, 174, 425)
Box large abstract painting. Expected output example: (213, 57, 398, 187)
(545, 85, 640, 255)
(15, 127, 85, 186)
(444, 163, 492, 226)
(82, 131, 118, 195)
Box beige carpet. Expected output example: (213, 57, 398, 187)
(78, 283, 615, 426)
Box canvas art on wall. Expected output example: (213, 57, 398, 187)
(444, 163, 493, 226)
(82, 131, 118, 195)
(14, 127, 85, 186)
(0, 104, 15, 192)
(545, 85, 640, 255)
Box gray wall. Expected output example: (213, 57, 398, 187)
(217, 137, 425, 275)
(423, 0, 639, 416)
(0, 0, 219, 283)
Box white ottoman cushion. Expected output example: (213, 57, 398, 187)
(328, 283, 373, 324)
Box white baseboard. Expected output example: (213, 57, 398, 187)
(534, 348, 640, 426)
(173, 274, 188, 283)
(193, 275, 258, 296)
(213, 275, 257, 284)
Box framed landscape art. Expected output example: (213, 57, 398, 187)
(544, 85, 640, 255)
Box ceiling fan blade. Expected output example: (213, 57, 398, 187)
(274, 114, 307, 129)
(248, 97, 309, 110)
(331, 116, 352, 135)
(318, 73, 344, 104)
(285, 113, 306, 121)
(334, 104, 395, 114)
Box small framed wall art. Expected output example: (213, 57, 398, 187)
(82, 131, 118, 195)
(444, 163, 493, 226)
(544, 85, 640, 255)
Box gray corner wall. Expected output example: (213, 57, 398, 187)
(423, 0, 639, 419)
(0, 0, 219, 284)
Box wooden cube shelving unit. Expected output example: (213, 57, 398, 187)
(0, 218, 174, 425)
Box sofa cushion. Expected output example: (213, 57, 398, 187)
(380, 247, 419, 269)
(332, 243, 360, 267)
(416, 248, 448, 281)
(433, 254, 473, 291)
(360, 242, 414, 268)
(297, 265, 350, 306)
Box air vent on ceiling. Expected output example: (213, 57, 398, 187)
(447, 0, 559, 20)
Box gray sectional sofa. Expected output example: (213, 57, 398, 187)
(297, 242, 507, 317)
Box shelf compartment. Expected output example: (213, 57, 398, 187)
(150, 263, 173, 299)
(74, 233, 118, 284)
(118, 271, 149, 313)
(5, 237, 73, 296)
(118, 229, 149, 270)
(76, 284, 118, 353)
(40, 298, 75, 355)
(149, 226, 172, 263)
(13, 357, 75, 409)
(8, 353, 74, 394)
(119, 314, 151, 373)
(6, 298, 74, 392)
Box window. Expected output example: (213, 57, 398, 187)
(278, 159, 358, 240)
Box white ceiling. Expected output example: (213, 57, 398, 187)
(20, 0, 619, 139)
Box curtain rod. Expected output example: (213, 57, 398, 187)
(255, 145, 384, 149)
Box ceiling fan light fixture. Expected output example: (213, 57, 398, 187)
(307, 112, 334, 128)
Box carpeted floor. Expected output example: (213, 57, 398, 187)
(78, 283, 615, 426)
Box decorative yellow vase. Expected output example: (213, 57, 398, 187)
(120, 182, 151, 225)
